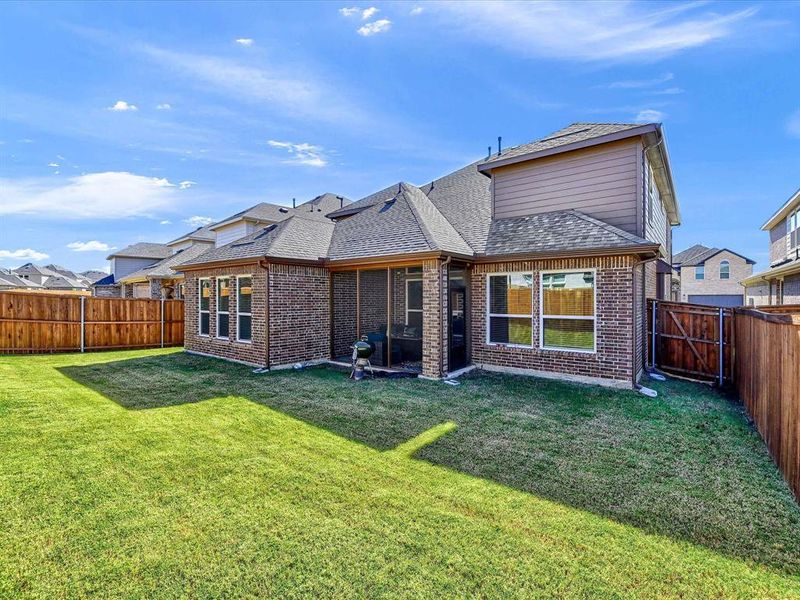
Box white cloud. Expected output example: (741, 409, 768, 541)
(160, 220, 172, 225)
(235, 38, 254, 46)
(108, 100, 138, 111)
(358, 19, 392, 36)
(178, 180, 196, 189)
(635, 109, 665, 123)
(607, 73, 674, 89)
(0, 172, 180, 219)
(183, 215, 215, 227)
(267, 140, 328, 167)
(67, 240, 115, 252)
(361, 7, 379, 20)
(48, 162, 59, 167)
(652, 87, 684, 95)
(339, 7, 359, 16)
(788, 110, 800, 139)
(0, 248, 49, 261)
(410, 6, 424, 16)
(156, 103, 172, 110)
(432, 2, 758, 61)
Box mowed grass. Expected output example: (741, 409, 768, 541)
(0, 349, 798, 598)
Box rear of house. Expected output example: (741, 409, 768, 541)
(178, 122, 680, 388)
(744, 188, 800, 306)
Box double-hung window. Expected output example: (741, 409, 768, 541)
(237, 275, 252, 342)
(487, 273, 533, 347)
(199, 278, 211, 336)
(695, 265, 705, 280)
(789, 208, 799, 251)
(406, 278, 423, 328)
(541, 271, 595, 352)
(216, 277, 230, 339)
(719, 260, 730, 280)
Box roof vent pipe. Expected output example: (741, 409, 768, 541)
(292, 197, 296, 209)
(497, 136, 502, 155)
(487, 145, 491, 158)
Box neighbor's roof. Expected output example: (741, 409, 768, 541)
(118, 243, 214, 282)
(483, 210, 657, 257)
(13, 263, 61, 277)
(761, 187, 800, 231)
(107, 242, 172, 260)
(80, 270, 110, 283)
(742, 258, 800, 286)
(0, 272, 43, 288)
(673, 244, 755, 266)
(327, 183, 473, 261)
(167, 223, 216, 246)
(210, 202, 296, 231)
(43, 275, 87, 289)
(183, 212, 335, 266)
(297, 192, 351, 215)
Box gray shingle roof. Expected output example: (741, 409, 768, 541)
(673, 244, 755, 266)
(481, 123, 646, 165)
(297, 192, 351, 215)
(673, 244, 711, 265)
(327, 183, 472, 261)
(107, 242, 172, 260)
(0, 272, 42, 288)
(183, 213, 335, 266)
(211, 202, 296, 230)
(167, 224, 216, 245)
(42, 275, 88, 289)
(483, 210, 656, 257)
(119, 243, 214, 282)
(80, 270, 109, 283)
(13, 263, 62, 277)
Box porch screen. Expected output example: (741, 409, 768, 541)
(541, 271, 595, 351)
(487, 273, 532, 346)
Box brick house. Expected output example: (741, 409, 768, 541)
(743, 188, 800, 306)
(671, 244, 754, 307)
(178, 122, 680, 388)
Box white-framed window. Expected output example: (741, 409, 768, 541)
(236, 275, 252, 342)
(406, 277, 423, 329)
(487, 272, 533, 348)
(541, 270, 596, 353)
(695, 265, 705, 280)
(198, 278, 211, 336)
(789, 208, 799, 251)
(216, 277, 230, 339)
(719, 260, 730, 280)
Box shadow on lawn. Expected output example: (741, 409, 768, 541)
(59, 352, 800, 575)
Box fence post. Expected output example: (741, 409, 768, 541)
(718, 307, 724, 386)
(80, 296, 85, 353)
(650, 300, 657, 369)
(160, 298, 165, 348)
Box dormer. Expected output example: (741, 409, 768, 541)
(477, 123, 680, 258)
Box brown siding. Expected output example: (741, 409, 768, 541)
(644, 157, 669, 252)
(492, 140, 641, 234)
(470, 256, 637, 385)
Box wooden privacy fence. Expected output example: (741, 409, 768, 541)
(647, 300, 734, 385)
(734, 305, 800, 501)
(0, 291, 184, 353)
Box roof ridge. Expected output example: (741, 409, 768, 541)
(397, 183, 438, 251)
(400, 183, 473, 254)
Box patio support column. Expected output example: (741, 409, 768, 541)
(355, 269, 361, 339)
(421, 258, 447, 379)
(386, 268, 392, 368)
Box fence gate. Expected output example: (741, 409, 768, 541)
(647, 300, 734, 385)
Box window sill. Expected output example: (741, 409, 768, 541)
(486, 342, 533, 349)
(540, 345, 596, 355)
(216, 336, 229, 341)
(235, 339, 252, 344)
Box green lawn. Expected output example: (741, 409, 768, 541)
(1, 349, 799, 598)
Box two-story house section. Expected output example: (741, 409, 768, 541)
(743, 188, 800, 306)
(672, 244, 755, 307)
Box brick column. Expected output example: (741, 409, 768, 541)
(421, 258, 448, 379)
(149, 278, 163, 299)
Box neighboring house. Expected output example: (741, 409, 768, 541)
(94, 243, 172, 297)
(0, 268, 44, 291)
(13, 263, 62, 286)
(743, 188, 800, 306)
(80, 270, 109, 283)
(178, 122, 680, 389)
(42, 275, 89, 291)
(672, 244, 754, 307)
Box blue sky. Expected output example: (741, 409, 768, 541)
(1, 1, 799, 273)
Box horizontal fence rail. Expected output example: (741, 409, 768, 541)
(0, 291, 184, 354)
(734, 306, 800, 501)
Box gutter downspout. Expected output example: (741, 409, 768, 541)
(632, 255, 660, 389)
(259, 258, 270, 369)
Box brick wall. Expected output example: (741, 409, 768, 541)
(268, 264, 330, 367)
(470, 256, 637, 385)
(783, 273, 800, 304)
(332, 271, 357, 358)
(421, 259, 447, 378)
(770, 221, 788, 265)
(184, 263, 268, 366)
(93, 284, 121, 298)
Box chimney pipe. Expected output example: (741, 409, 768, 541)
(497, 136, 502, 155)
